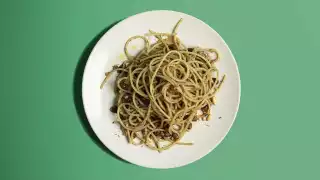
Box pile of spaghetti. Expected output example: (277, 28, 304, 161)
(101, 19, 225, 152)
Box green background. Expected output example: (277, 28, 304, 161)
(1, 0, 319, 179)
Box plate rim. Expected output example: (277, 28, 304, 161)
(82, 10, 241, 168)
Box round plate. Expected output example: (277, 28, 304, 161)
(82, 10, 240, 168)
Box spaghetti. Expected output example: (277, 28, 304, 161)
(101, 19, 225, 152)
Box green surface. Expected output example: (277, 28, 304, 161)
(1, 0, 319, 179)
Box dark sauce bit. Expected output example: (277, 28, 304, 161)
(119, 114, 125, 120)
(187, 48, 194, 52)
(212, 78, 216, 82)
(153, 121, 161, 127)
(201, 105, 209, 118)
(201, 105, 209, 113)
(154, 131, 160, 136)
(192, 116, 198, 122)
(139, 97, 150, 107)
(187, 123, 192, 130)
(164, 131, 171, 137)
(122, 94, 132, 103)
(172, 133, 179, 140)
(112, 65, 119, 70)
(110, 105, 118, 113)
(154, 77, 161, 84)
(160, 131, 165, 139)
(168, 45, 176, 50)
(120, 81, 129, 90)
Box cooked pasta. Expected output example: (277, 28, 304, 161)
(101, 19, 225, 151)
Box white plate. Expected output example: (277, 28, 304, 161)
(82, 10, 240, 169)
